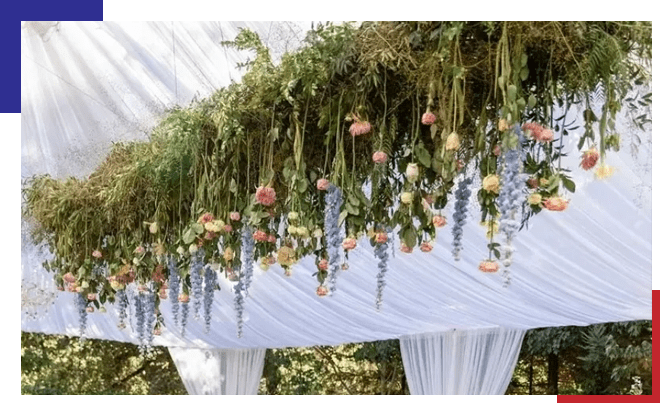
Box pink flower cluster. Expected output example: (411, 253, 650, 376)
(349, 120, 372, 137)
(420, 242, 433, 253)
(230, 211, 241, 221)
(63, 273, 76, 283)
(256, 186, 276, 206)
(375, 232, 388, 244)
(372, 151, 387, 164)
(253, 230, 269, 242)
(522, 122, 554, 143)
(580, 148, 600, 171)
(178, 294, 190, 303)
(92, 250, 102, 259)
(198, 212, 215, 224)
(479, 260, 499, 273)
(400, 245, 413, 254)
(316, 286, 329, 297)
(318, 259, 328, 271)
(433, 215, 447, 228)
(527, 178, 539, 189)
(421, 112, 436, 125)
(342, 238, 357, 250)
(543, 196, 569, 211)
(317, 178, 330, 191)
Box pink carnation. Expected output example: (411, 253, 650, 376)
(342, 238, 357, 250)
(420, 242, 433, 253)
(375, 232, 388, 244)
(318, 259, 328, 271)
(421, 112, 436, 125)
(543, 196, 569, 212)
(268, 234, 277, 244)
(400, 245, 413, 254)
(372, 151, 387, 164)
(255, 186, 276, 206)
(223, 225, 233, 233)
(198, 212, 215, 224)
(433, 215, 447, 228)
(478, 260, 499, 273)
(230, 211, 241, 221)
(580, 148, 600, 171)
(253, 230, 269, 242)
(63, 272, 76, 283)
(349, 120, 372, 137)
(522, 122, 554, 143)
(316, 285, 329, 297)
(92, 250, 102, 259)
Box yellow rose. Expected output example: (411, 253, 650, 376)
(528, 193, 542, 205)
(482, 174, 500, 193)
(498, 119, 509, 132)
(288, 211, 299, 221)
(149, 222, 159, 234)
(277, 246, 296, 267)
(401, 192, 414, 204)
(223, 247, 235, 262)
(446, 132, 460, 151)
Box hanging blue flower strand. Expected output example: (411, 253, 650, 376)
(180, 296, 189, 337)
(142, 286, 156, 350)
(74, 292, 88, 339)
(451, 175, 474, 260)
(167, 255, 181, 327)
(323, 184, 343, 294)
(374, 227, 392, 311)
(190, 249, 205, 320)
(203, 265, 217, 333)
(234, 220, 255, 338)
(497, 124, 527, 286)
(116, 288, 128, 329)
(134, 290, 145, 346)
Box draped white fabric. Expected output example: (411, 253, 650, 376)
(21, 22, 651, 350)
(400, 328, 526, 395)
(168, 347, 266, 395)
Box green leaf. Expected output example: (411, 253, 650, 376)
(562, 176, 576, 193)
(191, 223, 204, 234)
(183, 229, 196, 244)
(528, 94, 537, 109)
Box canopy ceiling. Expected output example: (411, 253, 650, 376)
(20, 21, 652, 349)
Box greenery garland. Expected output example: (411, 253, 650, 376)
(22, 22, 652, 339)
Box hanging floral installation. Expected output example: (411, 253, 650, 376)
(22, 22, 651, 340)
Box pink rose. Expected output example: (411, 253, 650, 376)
(223, 225, 233, 233)
(63, 272, 76, 283)
(87, 293, 97, 301)
(421, 112, 436, 125)
(478, 260, 499, 273)
(375, 232, 388, 244)
(433, 215, 447, 228)
(342, 238, 357, 250)
(317, 178, 330, 191)
(92, 250, 102, 259)
(543, 197, 569, 212)
(198, 212, 215, 224)
(420, 242, 433, 253)
(86, 306, 95, 313)
(318, 259, 328, 271)
(400, 245, 413, 254)
(255, 186, 277, 206)
(522, 122, 554, 143)
(316, 285, 329, 297)
(230, 211, 241, 221)
(178, 294, 190, 303)
(253, 230, 269, 242)
(349, 120, 371, 137)
(372, 151, 387, 164)
(580, 148, 600, 171)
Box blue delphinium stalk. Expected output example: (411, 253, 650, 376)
(323, 184, 343, 294)
(233, 221, 255, 338)
(203, 265, 217, 333)
(374, 227, 392, 311)
(142, 287, 156, 349)
(74, 292, 87, 339)
(116, 288, 128, 329)
(134, 290, 144, 346)
(167, 255, 180, 327)
(497, 124, 527, 285)
(180, 297, 189, 337)
(190, 249, 204, 320)
(451, 175, 473, 260)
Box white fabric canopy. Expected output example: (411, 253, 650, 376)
(400, 328, 526, 394)
(169, 347, 266, 394)
(21, 21, 651, 350)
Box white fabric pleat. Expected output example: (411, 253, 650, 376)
(168, 347, 266, 395)
(400, 328, 526, 395)
(21, 22, 651, 351)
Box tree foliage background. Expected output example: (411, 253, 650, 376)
(21, 320, 650, 395)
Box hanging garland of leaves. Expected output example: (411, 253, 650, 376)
(22, 22, 651, 340)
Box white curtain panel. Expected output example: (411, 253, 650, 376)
(168, 347, 266, 395)
(400, 327, 526, 395)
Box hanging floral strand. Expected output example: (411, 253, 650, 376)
(323, 184, 344, 294)
(74, 292, 88, 339)
(374, 227, 392, 311)
(451, 175, 473, 260)
(141, 287, 156, 352)
(167, 255, 180, 327)
(133, 290, 145, 346)
(497, 124, 527, 286)
(116, 288, 128, 329)
(234, 220, 255, 338)
(203, 264, 217, 333)
(190, 249, 204, 320)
